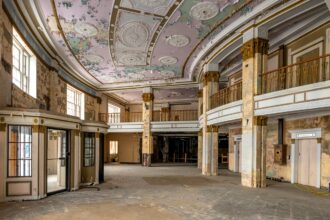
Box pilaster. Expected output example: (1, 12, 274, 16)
(70, 129, 81, 190)
(142, 88, 153, 167)
(241, 28, 268, 187)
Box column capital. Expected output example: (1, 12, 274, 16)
(253, 116, 268, 126)
(0, 123, 6, 132)
(203, 71, 220, 86)
(32, 125, 47, 133)
(198, 89, 203, 98)
(206, 125, 219, 133)
(142, 93, 154, 102)
(241, 38, 269, 61)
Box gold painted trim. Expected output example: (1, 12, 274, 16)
(32, 125, 46, 133)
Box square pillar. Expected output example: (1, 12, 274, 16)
(241, 30, 269, 187)
(197, 129, 203, 169)
(70, 129, 80, 190)
(142, 89, 154, 167)
(0, 123, 6, 201)
(202, 68, 220, 176)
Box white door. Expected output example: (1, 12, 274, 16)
(238, 142, 242, 173)
(297, 139, 318, 187)
(234, 141, 242, 173)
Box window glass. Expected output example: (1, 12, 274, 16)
(8, 125, 32, 177)
(12, 28, 36, 97)
(83, 133, 95, 167)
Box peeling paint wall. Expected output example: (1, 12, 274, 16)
(85, 94, 98, 121)
(228, 127, 242, 172)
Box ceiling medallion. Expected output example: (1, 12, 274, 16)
(118, 53, 146, 66)
(159, 56, 178, 65)
(118, 21, 149, 48)
(190, 2, 219, 21)
(74, 22, 98, 37)
(166, 35, 190, 47)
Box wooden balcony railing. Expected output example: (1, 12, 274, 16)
(261, 54, 330, 94)
(210, 82, 242, 109)
(99, 112, 142, 124)
(152, 110, 198, 121)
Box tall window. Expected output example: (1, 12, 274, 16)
(83, 133, 95, 167)
(109, 141, 118, 154)
(12, 28, 37, 97)
(8, 125, 32, 177)
(67, 85, 85, 120)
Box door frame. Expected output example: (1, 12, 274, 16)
(233, 135, 242, 173)
(46, 128, 70, 195)
(289, 128, 321, 188)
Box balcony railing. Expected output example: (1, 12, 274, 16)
(152, 110, 198, 121)
(261, 54, 330, 94)
(210, 82, 242, 109)
(99, 112, 142, 124)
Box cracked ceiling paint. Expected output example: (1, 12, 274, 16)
(37, 0, 259, 86)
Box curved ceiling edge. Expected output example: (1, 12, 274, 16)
(3, 0, 98, 96)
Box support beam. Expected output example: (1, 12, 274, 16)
(142, 87, 154, 167)
(241, 27, 269, 187)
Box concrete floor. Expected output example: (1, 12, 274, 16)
(1, 164, 330, 220)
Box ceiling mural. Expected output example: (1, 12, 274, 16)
(36, 0, 260, 85)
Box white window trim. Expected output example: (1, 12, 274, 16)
(67, 85, 85, 120)
(12, 28, 37, 98)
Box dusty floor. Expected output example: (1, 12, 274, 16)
(1, 164, 330, 220)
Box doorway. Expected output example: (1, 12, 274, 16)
(297, 139, 318, 187)
(47, 129, 69, 194)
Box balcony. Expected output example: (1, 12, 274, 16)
(99, 112, 142, 124)
(210, 82, 242, 109)
(152, 110, 198, 122)
(261, 54, 330, 94)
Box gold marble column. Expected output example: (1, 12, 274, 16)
(241, 34, 269, 187)
(197, 129, 203, 169)
(202, 68, 220, 176)
(70, 129, 81, 190)
(0, 122, 6, 201)
(142, 89, 154, 167)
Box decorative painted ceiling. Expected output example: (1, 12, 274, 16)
(37, 0, 260, 85)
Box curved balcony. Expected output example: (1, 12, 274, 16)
(261, 54, 330, 94)
(210, 82, 242, 109)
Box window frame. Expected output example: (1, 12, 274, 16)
(12, 28, 35, 97)
(66, 85, 85, 120)
(7, 125, 33, 178)
(83, 132, 95, 167)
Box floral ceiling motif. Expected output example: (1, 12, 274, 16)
(37, 0, 259, 85)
